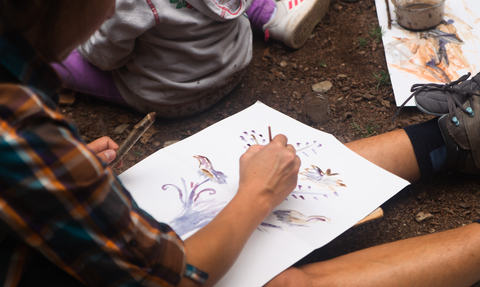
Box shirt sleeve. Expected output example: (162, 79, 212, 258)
(78, 0, 158, 71)
(0, 84, 186, 286)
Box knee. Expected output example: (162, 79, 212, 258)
(264, 267, 310, 287)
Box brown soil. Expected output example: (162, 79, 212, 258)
(61, 0, 480, 283)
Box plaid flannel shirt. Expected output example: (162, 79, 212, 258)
(0, 31, 186, 286)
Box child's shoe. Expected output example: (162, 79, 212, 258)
(263, 0, 330, 49)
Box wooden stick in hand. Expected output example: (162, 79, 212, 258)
(111, 112, 156, 167)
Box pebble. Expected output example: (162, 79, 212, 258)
(311, 81, 333, 93)
(280, 61, 288, 67)
(362, 93, 376, 100)
(416, 212, 433, 223)
(163, 140, 179, 148)
(337, 74, 348, 78)
(114, 124, 130, 135)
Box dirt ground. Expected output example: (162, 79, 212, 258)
(61, 0, 480, 283)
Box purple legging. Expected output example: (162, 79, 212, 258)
(51, 50, 128, 106)
(246, 0, 275, 31)
(52, 1, 274, 102)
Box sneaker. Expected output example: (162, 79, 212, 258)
(393, 72, 480, 121)
(414, 72, 480, 116)
(437, 95, 480, 174)
(263, 0, 330, 49)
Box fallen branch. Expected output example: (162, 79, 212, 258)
(111, 112, 156, 167)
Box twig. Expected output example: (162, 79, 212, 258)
(111, 112, 156, 166)
(385, 0, 392, 29)
(268, 126, 272, 142)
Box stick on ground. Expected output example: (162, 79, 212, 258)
(111, 112, 156, 167)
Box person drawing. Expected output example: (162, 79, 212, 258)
(2, 0, 480, 286)
(50, 0, 330, 118)
(0, 1, 299, 285)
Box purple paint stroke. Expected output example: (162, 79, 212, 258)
(259, 222, 284, 231)
(303, 151, 308, 157)
(300, 195, 305, 200)
(164, 177, 226, 237)
(162, 183, 184, 204)
(194, 188, 217, 202)
(312, 149, 317, 155)
(292, 195, 297, 199)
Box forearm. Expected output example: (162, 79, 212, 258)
(180, 190, 270, 287)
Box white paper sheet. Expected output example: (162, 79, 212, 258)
(119, 102, 409, 286)
(374, 0, 480, 107)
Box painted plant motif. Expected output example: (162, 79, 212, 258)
(163, 157, 228, 237)
(258, 210, 331, 232)
(273, 210, 331, 227)
(386, 19, 474, 83)
(239, 129, 322, 157)
(163, 178, 226, 237)
(287, 165, 346, 200)
(194, 155, 227, 184)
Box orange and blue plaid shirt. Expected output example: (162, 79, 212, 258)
(0, 32, 186, 286)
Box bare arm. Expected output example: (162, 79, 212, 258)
(179, 135, 301, 286)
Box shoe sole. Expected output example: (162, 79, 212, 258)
(290, 0, 331, 49)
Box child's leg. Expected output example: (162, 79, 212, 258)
(246, 0, 276, 31)
(51, 50, 128, 106)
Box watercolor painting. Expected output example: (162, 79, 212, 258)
(386, 20, 471, 83)
(119, 102, 411, 287)
(375, 0, 480, 106)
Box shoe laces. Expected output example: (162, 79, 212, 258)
(392, 72, 480, 125)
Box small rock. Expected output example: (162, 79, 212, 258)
(353, 97, 363, 103)
(163, 140, 179, 148)
(416, 212, 433, 223)
(292, 63, 298, 70)
(312, 81, 333, 93)
(363, 93, 376, 100)
(459, 202, 469, 209)
(337, 74, 348, 78)
(337, 96, 344, 102)
(114, 124, 130, 135)
(380, 99, 391, 108)
(277, 72, 287, 81)
(280, 61, 288, 67)
(359, 51, 366, 55)
(341, 86, 350, 92)
(309, 34, 316, 39)
(341, 112, 352, 122)
(293, 92, 302, 100)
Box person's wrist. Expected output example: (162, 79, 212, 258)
(235, 185, 274, 219)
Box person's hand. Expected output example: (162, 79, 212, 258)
(237, 134, 301, 216)
(86, 136, 119, 164)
